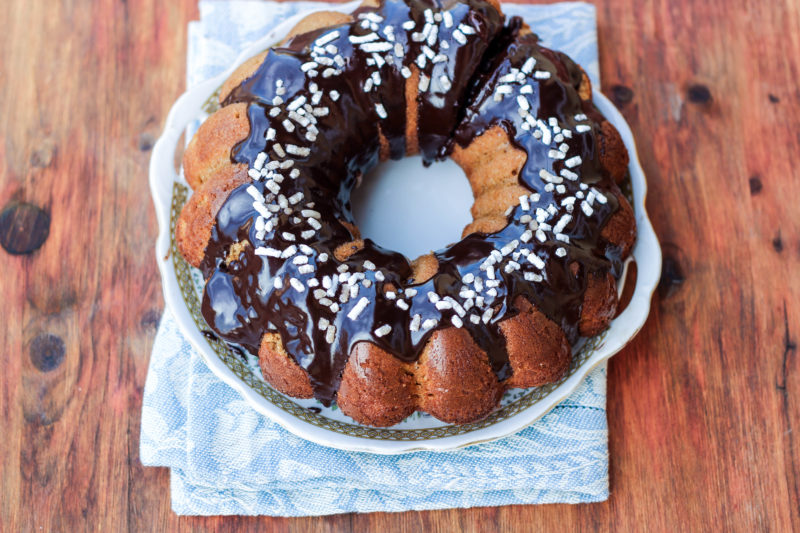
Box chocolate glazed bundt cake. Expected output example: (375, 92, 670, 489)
(176, 0, 636, 427)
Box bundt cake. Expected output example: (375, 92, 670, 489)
(175, 0, 637, 427)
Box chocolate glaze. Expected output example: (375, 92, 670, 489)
(198, 0, 625, 404)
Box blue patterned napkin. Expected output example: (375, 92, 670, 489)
(141, 1, 609, 516)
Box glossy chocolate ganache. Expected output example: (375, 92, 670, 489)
(198, 0, 625, 404)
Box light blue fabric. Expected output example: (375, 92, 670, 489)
(142, 1, 608, 516)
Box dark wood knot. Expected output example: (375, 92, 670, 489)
(773, 232, 783, 253)
(0, 202, 50, 255)
(138, 132, 155, 152)
(610, 84, 634, 108)
(658, 253, 685, 299)
(30, 333, 66, 372)
(687, 84, 712, 104)
(749, 176, 763, 195)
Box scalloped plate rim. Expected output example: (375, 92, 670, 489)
(149, 3, 661, 454)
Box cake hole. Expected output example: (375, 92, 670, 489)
(351, 156, 473, 259)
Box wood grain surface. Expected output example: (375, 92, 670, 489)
(1, 0, 798, 531)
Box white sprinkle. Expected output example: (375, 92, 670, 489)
(575, 113, 588, 121)
(581, 201, 594, 216)
(421, 318, 438, 331)
(402, 20, 416, 30)
(470, 314, 480, 324)
(462, 273, 475, 284)
(255, 246, 279, 258)
(524, 272, 543, 282)
(439, 75, 452, 91)
(315, 31, 339, 46)
(405, 288, 418, 297)
(481, 308, 494, 324)
(374, 324, 392, 337)
(534, 71, 551, 80)
(325, 324, 336, 344)
(349, 32, 379, 44)
(308, 218, 322, 230)
(450, 315, 463, 328)
(375, 103, 387, 119)
(289, 278, 305, 292)
(301, 62, 318, 72)
(452, 29, 467, 44)
(458, 23, 475, 35)
(300, 230, 315, 240)
(246, 185, 264, 203)
(297, 264, 313, 274)
(565, 156, 582, 168)
(265, 180, 280, 195)
(576, 124, 591, 133)
(443, 11, 453, 28)
(410, 314, 422, 332)
(517, 95, 530, 111)
(427, 25, 438, 47)
(363, 260, 376, 270)
(330, 90, 340, 101)
(286, 145, 311, 157)
(273, 276, 283, 289)
(361, 42, 393, 53)
(553, 214, 572, 234)
(560, 169, 579, 181)
(293, 255, 308, 265)
(385, 291, 396, 300)
(280, 245, 297, 258)
(396, 299, 409, 310)
(288, 192, 303, 205)
(435, 300, 452, 310)
(556, 184, 566, 194)
(539, 168, 563, 183)
(418, 74, 430, 92)
(375, 271, 385, 282)
(269, 107, 280, 117)
(401, 66, 412, 78)
(253, 152, 268, 171)
(521, 57, 536, 74)
(554, 247, 566, 258)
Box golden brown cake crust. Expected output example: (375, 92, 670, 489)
(176, 0, 638, 427)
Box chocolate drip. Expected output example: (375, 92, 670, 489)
(198, 1, 624, 404)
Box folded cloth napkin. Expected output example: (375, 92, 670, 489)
(141, 1, 609, 516)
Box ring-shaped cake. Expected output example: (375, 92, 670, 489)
(176, 0, 636, 426)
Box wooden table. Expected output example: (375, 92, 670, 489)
(2, 0, 798, 530)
